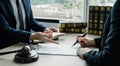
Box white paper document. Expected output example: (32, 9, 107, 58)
(34, 44, 80, 56)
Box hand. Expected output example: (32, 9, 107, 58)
(43, 31, 52, 39)
(45, 27, 58, 32)
(77, 48, 92, 59)
(30, 32, 59, 44)
(77, 36, 95, 47)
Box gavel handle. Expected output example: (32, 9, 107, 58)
(0, 50, 20, 55)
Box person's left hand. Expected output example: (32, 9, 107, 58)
(77, 48, 92, 59)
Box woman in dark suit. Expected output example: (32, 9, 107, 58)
(0, 0, 58, 49)
(77, 0, 120, 66)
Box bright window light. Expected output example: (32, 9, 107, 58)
(31, 0, 85, 21)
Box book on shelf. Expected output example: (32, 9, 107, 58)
(59, 22, 87, 33)
(60, 22, 87, 28)
(59, 28, 86, 33)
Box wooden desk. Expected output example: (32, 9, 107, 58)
(0, 33, 100, 66)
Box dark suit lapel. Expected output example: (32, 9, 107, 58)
(21, 0, 31, 30)
(22, 0, 29, 16)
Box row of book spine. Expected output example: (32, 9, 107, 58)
(88, 6, 112, 35)
(59, 22, 87, 33)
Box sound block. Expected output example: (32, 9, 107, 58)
(14, 46, 39, 63)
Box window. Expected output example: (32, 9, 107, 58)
(31, 0, 116, 22)
(31, 0, 86, 21)
(89, 0, 116, 6)
(108, 0, 116, 3)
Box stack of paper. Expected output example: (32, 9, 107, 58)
(34, 44, 80, 56)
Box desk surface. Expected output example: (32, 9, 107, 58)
(0, 33, 100, 66)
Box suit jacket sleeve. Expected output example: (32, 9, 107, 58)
(30, 11, 46, 32)
(94, 38, 101, 48)
(0, 13, 31, 44)
(29, 0, 46, 32)
(82, 1, 120, 66)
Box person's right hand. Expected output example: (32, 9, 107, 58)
(76, 36, 95, 47)
(30, 32, 59, 44)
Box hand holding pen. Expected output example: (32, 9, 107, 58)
(72, 32, 88, 47)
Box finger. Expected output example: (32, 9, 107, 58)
(43, 32, 51, 37)
(83, 43, 86, 47)
(44, 37, 59, 44)
(77, 37, 84, 42)
(77, 35, 82, 37)
(80, 43, 85, 47)
(43, 32, 53, 39)
(80, 43, 86, 47)
(77, 49, 81, 56)
(43, 31, 52, 35)
(77, 33, 86, 37)
(44, 30, 53, 33)
(51, 27, 58, 32)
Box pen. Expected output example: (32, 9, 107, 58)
(72, 32, 88, 47)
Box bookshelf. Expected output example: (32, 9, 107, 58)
(59, 21, 87, 33)
(88, 6, 112, 35)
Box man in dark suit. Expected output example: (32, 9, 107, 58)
(0, 0, 58, 49)
(76, 0, 120, 66)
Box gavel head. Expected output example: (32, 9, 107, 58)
(14, 46, 39, 63)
